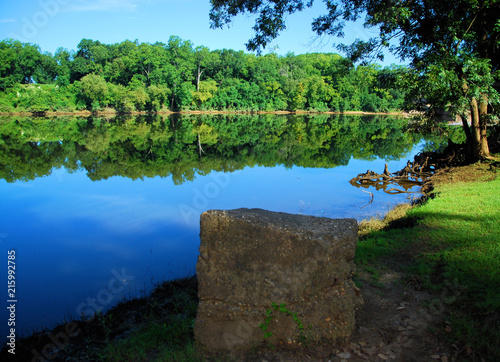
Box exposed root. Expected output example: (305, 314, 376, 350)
(349, 140, 467, 195)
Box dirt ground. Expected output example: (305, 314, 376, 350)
(331, 265, 455, 362)
(237, 252, 456, 362)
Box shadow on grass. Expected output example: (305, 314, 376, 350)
(357, 198, 500, 360)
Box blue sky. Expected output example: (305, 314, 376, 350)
(0, 0, 402, 65)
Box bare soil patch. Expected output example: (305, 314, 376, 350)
(236, 248, 455, 362)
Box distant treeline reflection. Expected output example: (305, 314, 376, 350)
(0, 114, 454, 183)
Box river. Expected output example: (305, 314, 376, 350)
(0, 113, 449, 337)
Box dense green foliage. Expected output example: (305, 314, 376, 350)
(0, 38, 406, 113)
(0, 114, 432, 183)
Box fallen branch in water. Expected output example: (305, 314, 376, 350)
(360, 189, 374, 209)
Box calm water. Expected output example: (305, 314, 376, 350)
(0, 114, 445, 338)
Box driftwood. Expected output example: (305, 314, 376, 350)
(349, 151, 439, 199)
(349, 169, 423, 195)
(350, 139, 466, 198)
(351, 136, 496, 207)
(349, 140, 466, 207)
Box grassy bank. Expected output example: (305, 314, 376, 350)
(2, 162, 499, 361)
(357, 162, 500, 360)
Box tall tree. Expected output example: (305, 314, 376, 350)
(78, 73, 109, 109)
(103, 40, 140, 86)
(210, 0, 500, 160)
(0, 39, 23, 89)
(194, 46, 219, 91)
(33, 52, 59, 84)
(0, 40, 44, 87)
(165, 36, 195, 110)
(137, 42, 168, 86)
(54, 47, 73, 85)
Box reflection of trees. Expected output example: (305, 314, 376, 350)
(0, 114, 434, 183)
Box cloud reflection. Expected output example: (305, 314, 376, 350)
(32, 191, 195, 234)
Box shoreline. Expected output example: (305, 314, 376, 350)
(0, 109, 409, 117)
(0, 180, 436, 359)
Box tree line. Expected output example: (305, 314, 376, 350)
(0, 37, 407, 113)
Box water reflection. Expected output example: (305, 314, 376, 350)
(1, 113, 427, 183)
(0, 114, 448, 337)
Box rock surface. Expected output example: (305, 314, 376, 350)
(194, 208, 363, 354)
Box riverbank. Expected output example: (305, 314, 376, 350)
(1, 162, 498, 361)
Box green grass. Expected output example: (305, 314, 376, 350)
(355, 228, 412, 264)
(101, 317, 201, 361)
(356, 166, 500, 360)
(408, 177, 500, 311)
(356, 203, 417, 265)
(99, 282, 201, 362)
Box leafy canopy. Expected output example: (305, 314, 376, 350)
(210, 0, 500, 69)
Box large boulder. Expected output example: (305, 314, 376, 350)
(194, 208, 363, 354)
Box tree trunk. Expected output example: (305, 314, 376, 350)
(459, 113, 474, 156)
(196, 64, 203, 91)
(170, 83, 177, 110)
(470, 96, 481, 160)
(478, 94, 490, 158)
